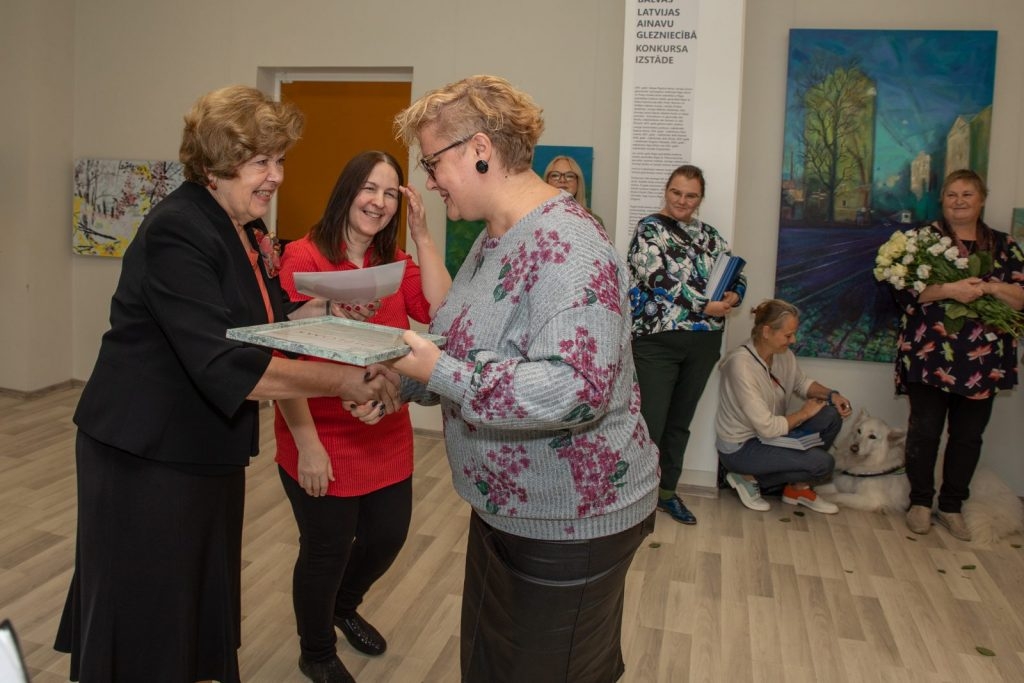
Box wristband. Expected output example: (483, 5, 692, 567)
(326, 300, 331, 316)
(827, 390, 838, 406)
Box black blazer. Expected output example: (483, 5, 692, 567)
(75, 181, 298, 467)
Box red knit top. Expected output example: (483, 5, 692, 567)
(273, 235, 432, 497)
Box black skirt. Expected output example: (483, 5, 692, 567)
(55, 431, 246, 683)
(461, 511, 656, 683)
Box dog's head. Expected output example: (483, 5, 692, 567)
(834, 409, 906, 473)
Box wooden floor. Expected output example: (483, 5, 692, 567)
(3, 386, 1024, 682)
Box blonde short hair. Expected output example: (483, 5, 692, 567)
(394, 75, 544, 173)
(179, 85, 304, 182)
(750, 299, 799, 339)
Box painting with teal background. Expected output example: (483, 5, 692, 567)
(775, 29, 997, 362)
(444, 144, 596, 276)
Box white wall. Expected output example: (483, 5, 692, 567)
(0, 0, 75, 392)
(4, 0, 1021, 491)
(735, 0, 1024, 494)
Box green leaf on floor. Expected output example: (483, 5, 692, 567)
(961, 565, 976, 570)
(793, 510, 805, 517)
(649, 542, 661, 549)
(779, 517, 791, 523)
(844, 569, 853, 574)
(937, 569, 946, 574)
(975, 646, 995, 657)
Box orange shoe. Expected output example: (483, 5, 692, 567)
(782, 485, 838, 514)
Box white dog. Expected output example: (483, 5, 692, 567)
(819, 410, 1024, 544)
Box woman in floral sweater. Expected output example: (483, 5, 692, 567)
(628, 165, 746, 525)
(887, 169, 1024, 541)
(391, 75, 659, 683)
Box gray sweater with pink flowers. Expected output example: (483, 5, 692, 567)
(406, 194, 659, 540)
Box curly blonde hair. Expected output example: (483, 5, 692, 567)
(394, 75, 544, 173)
(179, 85, 304, 182)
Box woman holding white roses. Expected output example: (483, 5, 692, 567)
(888, 169, 1024, 541)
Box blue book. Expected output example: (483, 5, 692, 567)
(707, 253, 746, 301)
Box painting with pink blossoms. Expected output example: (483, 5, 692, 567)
(73, 158, 183, 257)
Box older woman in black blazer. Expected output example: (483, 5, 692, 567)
(54, 86, 398, 683)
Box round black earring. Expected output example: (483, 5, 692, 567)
(475, 159, 489, 174)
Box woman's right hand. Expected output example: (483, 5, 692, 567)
(799, 397, 827, 421)
(337, 364, 401, 412)
(330, 299, 380, 321)
(296, 441, 334, 497)
(921, 277, 984, 304)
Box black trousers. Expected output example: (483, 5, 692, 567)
(905, 382, 995, 512)
(461, 511, 656, 683)
(632, 329, 723, 492)
(279, 468, 412, 662)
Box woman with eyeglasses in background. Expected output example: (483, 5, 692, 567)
(627, 164, 746, 526)
(273, 150, 450, 683)
(543, 155, 604, 226)
(391, 74, 658, 683)
(54, 86, 399, 683)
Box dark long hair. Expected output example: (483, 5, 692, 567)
(310, 151, 405, 265)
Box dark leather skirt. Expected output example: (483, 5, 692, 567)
(461, 510, 655, 683)
(55, 431, 245, 682)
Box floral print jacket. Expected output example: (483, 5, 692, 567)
(404, 195, 659, 541)
(627, 213, 746, 337)
(891, 226, 1024, 399)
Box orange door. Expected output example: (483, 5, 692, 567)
(277, 80, 412, 248)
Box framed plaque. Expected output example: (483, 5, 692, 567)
(227, 316, 445, 366)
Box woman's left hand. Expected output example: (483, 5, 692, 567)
(831, 392, 853, 418)
(345, 399, 391, 425)
(401, 185, 429, 244)
(391, 330, 442, 383)
(704, 300, 734, 317)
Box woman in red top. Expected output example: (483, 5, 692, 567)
(274, 151, 450, 683)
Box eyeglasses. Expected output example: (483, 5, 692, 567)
(546, 171, 578, 183)
(419, 136, 472, 180)
(252, 228, 281, 278)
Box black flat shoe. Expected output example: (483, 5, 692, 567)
(298, 654, 355, 683)
(335, 612, 387, 656)
(657, 494, 697, 525)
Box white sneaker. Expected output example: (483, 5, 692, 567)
(782, 486, 839, 514)
(726, 472, 770, 511)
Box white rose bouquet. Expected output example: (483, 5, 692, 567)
(873, 227, 1024, 336)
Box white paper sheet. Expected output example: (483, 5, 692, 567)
(293, 260, 406, 303)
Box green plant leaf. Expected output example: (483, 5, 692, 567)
(975, 646, 995, 657)
(945, 302, 971, 319)
(962, 564, 976, 571)
(649, 542, 661, 549)
(779, 517, 791, 523)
